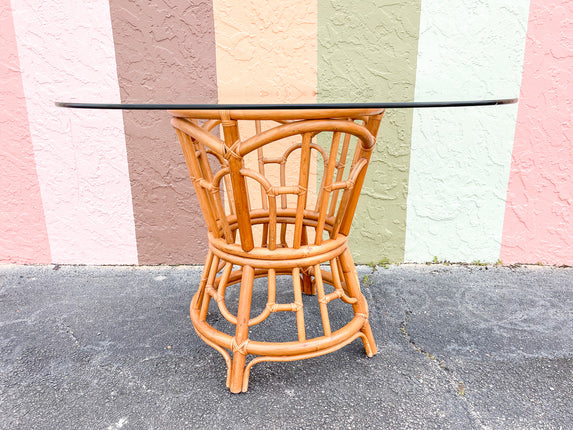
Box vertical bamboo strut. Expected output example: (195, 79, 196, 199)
(194, 250, 213, 311)
(329, 132, 352, 217)
(339, 248, 377, 357)
(229, 265, 255, 393)
(256, 121, 270, 248)
(268, 195, 278, 251)
(293, 133, 312, 249)
(176, 130, 220, 237)
(315, 131, 341, 245)
(292, 267, 306, 342)
(339, 115, 383, 236)
(314, 264, 331, 336)
(300, 220, 315, 295)
(196, 142, 220, 230)
(170, 108, 384, 393)
(200, 254, 220, 321)
(221, 114, 254, 251)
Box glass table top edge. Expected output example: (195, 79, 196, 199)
(55, 99, 518, 110)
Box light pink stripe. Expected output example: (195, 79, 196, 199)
(0, 1, 50, 263)
(501, 0, 573, 265)
(11, 0, 137, 264)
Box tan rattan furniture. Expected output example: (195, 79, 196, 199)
(170, 108, 384, 392)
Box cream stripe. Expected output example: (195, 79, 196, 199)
(405, 0, 530, 263)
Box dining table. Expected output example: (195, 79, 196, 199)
(57, 97, 517, 393)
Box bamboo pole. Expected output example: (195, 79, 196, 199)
(229, 265, 255, 393)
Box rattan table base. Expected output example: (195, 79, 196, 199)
(171, 108, 383, 393)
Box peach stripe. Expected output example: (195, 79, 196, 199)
(11, 0, 137, 264)
(213, 0, 316, 105)
(0, 1, 50, 263)
(213, 0, 317, 240)
(501, 0, 573, 265)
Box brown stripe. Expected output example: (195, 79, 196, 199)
(109, 1, 218, 264)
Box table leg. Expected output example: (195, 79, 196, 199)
(229, 265, 255, 393)
(339, 248, 377, 357)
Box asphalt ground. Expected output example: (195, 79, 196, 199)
(1, 264, 572, 429)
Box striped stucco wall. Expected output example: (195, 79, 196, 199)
(108, 0, 217, 264)
(213, 0, 318, 230)
(1, 0, 571, 266)
(0, 0, 50, 263)
(318, 0, 421, 264)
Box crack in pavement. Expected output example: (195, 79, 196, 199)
(399, 305, 492, 430)
(56, 319, 80, 347)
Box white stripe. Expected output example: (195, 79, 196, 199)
(11, 0, 137, 263)
(405, 0, 530, 263)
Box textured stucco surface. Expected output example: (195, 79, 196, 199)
(109, 0, 218, 264)
(10, 0, 137, 264)
(404, 0, 530, 263)
(501, 0, 573, 265)
(318, 0, 421, 264)
(213, 0, 316, 104)
(3, 1, 572, 266)
(0, 1, 50, 263)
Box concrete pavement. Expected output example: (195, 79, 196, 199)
(1, 264, 572, 429)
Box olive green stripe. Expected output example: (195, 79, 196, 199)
(317, 0, 422, 263)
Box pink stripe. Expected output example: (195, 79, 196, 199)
(501, 0, 573, 265)
(0, 1, 50, 263)
(11, 0, 137, 264)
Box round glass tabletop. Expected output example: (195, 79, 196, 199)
(55, 98, 517, 110)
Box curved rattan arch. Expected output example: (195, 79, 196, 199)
(236, 119, 376, 156)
